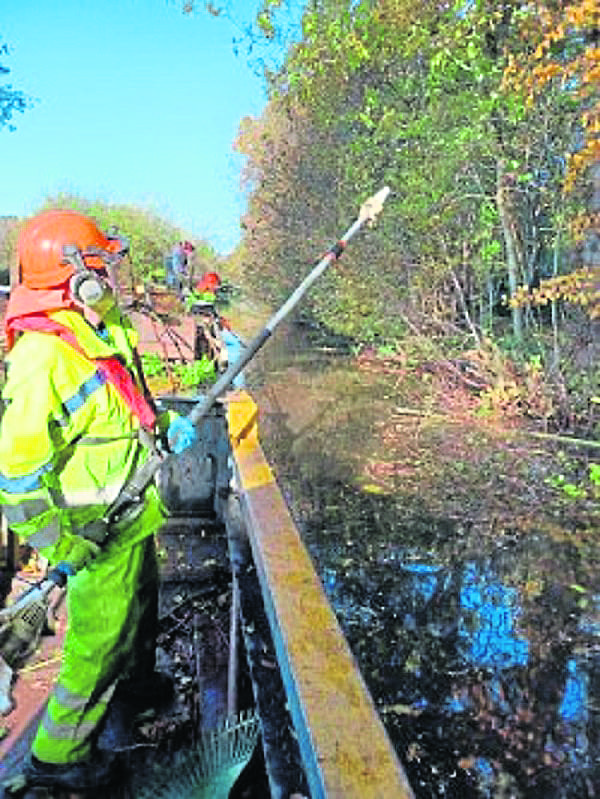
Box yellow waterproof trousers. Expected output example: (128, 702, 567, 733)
(32, 533, 159, 764)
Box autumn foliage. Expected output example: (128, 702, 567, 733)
(511, 266, 600, 319)
(181, 0, 600, 435)
(503, 0, 599, 192)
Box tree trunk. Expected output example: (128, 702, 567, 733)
(551, 229, 560, 367)
(450, 268, 481, 348)
(496, 159, 523, 340)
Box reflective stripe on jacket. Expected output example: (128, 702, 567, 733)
(0, 308, 149, 552)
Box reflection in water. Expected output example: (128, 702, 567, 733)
(287, 478, 600, 798)
(459, 562, 529, 670)
(560, 659, 587, 724)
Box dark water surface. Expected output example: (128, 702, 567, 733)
(298, 479, 599, 798)
(250, 331, 600, 798)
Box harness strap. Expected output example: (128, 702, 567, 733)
(8, 315, 156, 429)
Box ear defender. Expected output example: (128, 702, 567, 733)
(62, 244, 111, 311)
(69, 270, 107, 307)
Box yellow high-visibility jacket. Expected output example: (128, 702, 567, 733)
(0, 306, 162, 560)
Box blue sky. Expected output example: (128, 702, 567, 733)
(0, 1, 302, 254)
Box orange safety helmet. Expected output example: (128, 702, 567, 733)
(17, 209, 129, 289)
(196, 271, 221, 293)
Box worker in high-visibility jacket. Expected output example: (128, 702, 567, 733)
(0, 209, 198, 796)
(190, 271, 246, 388)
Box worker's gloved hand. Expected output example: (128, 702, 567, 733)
(51, 531, 101, 571)
(167, 414, 198, 454)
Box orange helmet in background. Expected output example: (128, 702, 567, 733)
(196, 271, 221, 293)
(17, 209, 129, 289)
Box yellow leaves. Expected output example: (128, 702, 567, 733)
(566, 1, 596, 28)
(510, 267, 600, 320)
(531, 62, 562, 86)
(568, 151, 586, 170)
(583, 63, 600, 86)
(360, 482, 388, 495)
(503, 0, 599, 187)
(564, 139, 600, 192)
(581, 110, 600, 134)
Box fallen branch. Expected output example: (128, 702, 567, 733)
(393, 407, 450, 420)
(392, 407, 600, 450)
(521, 430, 600, 450)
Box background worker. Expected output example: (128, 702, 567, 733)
(194, 269, 221, 301)
(190, 271, 246, 388)
(0, 209, 198, 797)
(166, 239, 195, 298)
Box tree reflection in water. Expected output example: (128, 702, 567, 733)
(292, 479, 600, 798)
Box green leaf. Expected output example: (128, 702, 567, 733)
(589, 463, 600, 486)
(562, 482, 586, 499)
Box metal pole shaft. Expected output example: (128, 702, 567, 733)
(188, 215, 365, 427)
(227, 574, 240, 720)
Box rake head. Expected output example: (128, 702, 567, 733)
(134, 709, 260, 799)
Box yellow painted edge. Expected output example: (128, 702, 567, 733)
(226, 389, 259, 445)
(226, 390, 275, 491)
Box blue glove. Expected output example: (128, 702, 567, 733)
(167, 414, 198, 454)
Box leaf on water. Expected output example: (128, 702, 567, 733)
(361, 482, 387, 494)
(570, 583, 587, 593)
(381, 703, 422, 716)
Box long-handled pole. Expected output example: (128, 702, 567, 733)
(187, 185, 390, 426)
(106, 186, 391, 522)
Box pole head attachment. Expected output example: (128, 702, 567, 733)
(359, 186, 391, 227)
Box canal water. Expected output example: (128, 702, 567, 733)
(248, 326, 600, 798)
